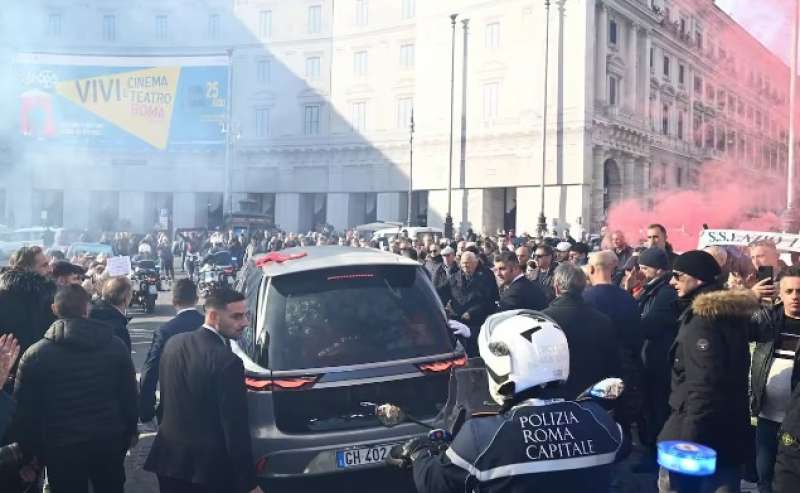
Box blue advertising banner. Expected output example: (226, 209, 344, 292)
(14, 53, 229, 151)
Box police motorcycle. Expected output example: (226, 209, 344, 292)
(129, 258, 159, 313)
(374, 310, 629, 493)
(198, 249, 236, 296)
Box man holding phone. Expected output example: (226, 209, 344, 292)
(750, 240, 782, 302)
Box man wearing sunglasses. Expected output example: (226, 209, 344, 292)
(657, 251, 759, 493)
(530, 245, 557, 303)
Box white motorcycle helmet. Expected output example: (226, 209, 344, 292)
(478, 310, 570, 406)
(138, 243, 152, 255)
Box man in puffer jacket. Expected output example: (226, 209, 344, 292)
(0, 250, 56, 391)
(12, 285, 138, 492)
(658, 251, 759, 493)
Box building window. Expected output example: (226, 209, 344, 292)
(255, 108, 270, 138)
(397, 97, 413, 129)
(717, 89, 725, 110)
(609, 19, 617, 45)
(208, 14, 220, 40)
(694, 75, 703, 95)
(705, 121, 715, 148)
(47, 13, 61, 37)
(609, 76, 618, 106)
(677, 111, 685, 140)
(482, 82, 500, 122)
(679, 18, 687, 35)
(259, 10, 272, 39)
(355, 0, 369, 26)
(678, 64, 685, 85)
(676, 167, 683, 186)
(737, 98, 744, 117)
(717, 126, 726, 151)
(306, 56, 320, 80)
(304, 104, 321, 135)
(402, 0, 415, 19)
(663, 56, 670, 78)
(400, 44, 415, 69)
(354, 50, 368, 77)
(308, 5, 322, 34)
(649, 47, 654, 73)
(662, 104, 670, 135)
(695, 30, 703, 49)
(102, 14, 116, 42)
(257, 59, 271, 85)
(352, 101, 367, 132)
(486, 22, 501, 49)
(728, 94, 736, 115)
(155, 15, 168, 41)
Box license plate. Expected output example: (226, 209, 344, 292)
(336, 444, 395, 469)
(148, 285, 158, 294)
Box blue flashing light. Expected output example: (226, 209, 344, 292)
(657, 441, 717, 477)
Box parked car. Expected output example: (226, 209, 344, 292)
(65, 242, 114, 259)
(233, 246, 463, 485)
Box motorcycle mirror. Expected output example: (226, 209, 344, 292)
(588, 378, 624, 400)
(373, 403, 406, 427)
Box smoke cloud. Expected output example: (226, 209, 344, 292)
(607, 161, 785, 251)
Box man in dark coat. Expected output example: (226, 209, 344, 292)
(493, 251, 547, 311)
(773, 372, 800, 492)
(89, 276, 133, 351)
(658, 251, 759, 493)
(13, 285, 138, 492)
(542, 263, 620, 400)
(0, 247, 56, 390)
(439, 251, 499, 356)
(139, 279, 203, 423)
(424, 244, 444, 277)
(584, 251, 644, 435)
(631, 247, 679, 470)
(144, 288, 262, 493)
(529, 244, 558, 303)
(433, 246, 459, 301)
(749, 266, 800, 493)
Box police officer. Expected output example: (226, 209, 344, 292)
(404, 310, 626, 493)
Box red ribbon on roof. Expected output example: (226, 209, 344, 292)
(256, 251, 308, 268)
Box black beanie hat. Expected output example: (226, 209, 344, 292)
(638, 247, 669, 270)
(673, 250, 721, 284)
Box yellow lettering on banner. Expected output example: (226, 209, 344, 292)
(55, 66, 181, 150)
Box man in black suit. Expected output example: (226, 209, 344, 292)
(494, 250, 547, 311)
(144, 288, 263, 493)
(542, 263, 621, 400)
(138, 278, 204, 423)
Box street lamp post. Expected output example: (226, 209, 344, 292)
(785, 0, 799, 232)
(537, 0, 552, 238)
(407, 108, 415, 226)
(458, 18, 470, 236)
(223, 48, 235, 217)
(444, 13, 458, 239)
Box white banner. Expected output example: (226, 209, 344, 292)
(698, 229, 800, 252)
(106, 256, 132, 277)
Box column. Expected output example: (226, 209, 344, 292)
(376, 192, 404, 223)
(275, 193, 300, 233)
(624, 157, 636, 198)
(626, 21, 638, 112)
(596, 3, 608, 104)
(643, 29, 652, 120)
(326, 193, 350, 232)
(592, 147, 607, 226)
(515, 187, 541, 236)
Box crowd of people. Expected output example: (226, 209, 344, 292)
(0, 221, 797, 492)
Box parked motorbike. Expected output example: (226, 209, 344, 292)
(129, 260, 159, 313)
(198, 250, 237, 296)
